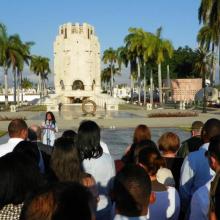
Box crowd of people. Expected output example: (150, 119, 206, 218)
(0, 111, 220, 220)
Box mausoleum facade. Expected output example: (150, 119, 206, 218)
(54, 23, 101, 103)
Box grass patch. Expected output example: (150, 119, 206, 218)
(0, 116, 26, 121)
(0, 131, 7, 137)
(148, 111, 198, 118)
(18, 105, 47, 112)
(119, 103, 144, 110)
(178, 126, 191, 132)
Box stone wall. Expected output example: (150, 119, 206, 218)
(171, 78, 202, 102)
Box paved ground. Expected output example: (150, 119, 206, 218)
(0, 105, 219, 131)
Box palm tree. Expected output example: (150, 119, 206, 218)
(153, 27, 173, 104)
(102, 48, 118, 96)
(0, 23, 23, 106)
(124, 28, 147, 104)
(199, 0, 220, 83)
(101, 65, 120, 93)
(197, 25, 218, 84)
(118, 45, 137, 103)
(194, 47, 212, 113)
(30, 56, 50, 101)
(15, 40, 34, 104)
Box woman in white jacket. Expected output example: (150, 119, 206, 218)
(42, 111, 58, 147)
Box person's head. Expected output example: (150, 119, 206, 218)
(77, 120, 103, 160)
(20, 182, 95, 220)
(112, 164, 153, 217)
(45, 112, 56, 123)
(8, 119, 28, 139)
(158, 132, 180, 155)
(133, 124, 151, 144)
(51, 137, 82, 182)
(202, 119, 220, 143)
(205, 135, 220, 172)
(191, 121, 204, 137)
(138, 147, 165, 177)
(13, 141, 40, 167)
(62, 130, 77, 143)
(28, 125, 42, 141)
(0, 152, 45, 209)
(133, 140, 159, 164)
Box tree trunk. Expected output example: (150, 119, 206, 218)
(21, 72, 23, 105)
(4, 67, 8, 107)
(167, 65, 170, 88)
(39, 74, 42, 102)
(150, 69, 153, 105)
(143, 63, 146, 106)
(137, 57, 141, 105)
(218, 40, 220, 85)
(202, 72, 207, 113)
(110, 65, 113, 96)
(158, 63, 162, 104)
(210, 43, 215, 86)
(17, 71, 20, 105)
(166, 64, 170, 103)
(13, 69, 17, 104)
(130, 73, 134, 103)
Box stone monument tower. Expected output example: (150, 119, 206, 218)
(54, 22, 101, 103)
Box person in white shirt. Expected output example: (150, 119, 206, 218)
(112, 164, 154, 220)
(41, 111, 58, 147)
(190, 135, 220, 220)
(137, 147, 180, 220)
(189, 179, 211, 220)
(179, 118, 220, 214)
(0, 119, 28, 157)
(77, 120, 115, 220)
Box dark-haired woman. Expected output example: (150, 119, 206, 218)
(50, 137, 99, 206)
(42, 111, 58, 146)
(122, 124, 151, 164)
(0, 152, 45, 220)
(77, 120, 115, 220)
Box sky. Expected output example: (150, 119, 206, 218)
(0, 0, 202, 85)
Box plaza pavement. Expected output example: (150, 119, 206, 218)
(0, 107, 219, 131)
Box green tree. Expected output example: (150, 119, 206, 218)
(21, 77, 33, 89)
(124, 28, 147, 104)
(194, 47, 212, 113)
(101, 65, 120, 92)
(0, 23, 23, 106)
(117, 45, 137, 102)
(199, 0, 220, 83)
(153, 27, 173, 104)
(164, 46, 198, 78)
(30, 56, 50, 100)
(197, 25, 218, 84)
(102, 48, 118, 96)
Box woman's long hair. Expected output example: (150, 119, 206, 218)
(50, 137, 83, 183)
(77, 120, 103, 160)
(138, 147, 165, 176)
(45, 111, 56, 125)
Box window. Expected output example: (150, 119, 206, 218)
(60, 80, 65, 90)
(64, 28, 67, 39)
(88, 29, 90, 39)
(72, 80, 84, 90)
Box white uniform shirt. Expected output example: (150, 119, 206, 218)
(0, 138, 23, 157)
